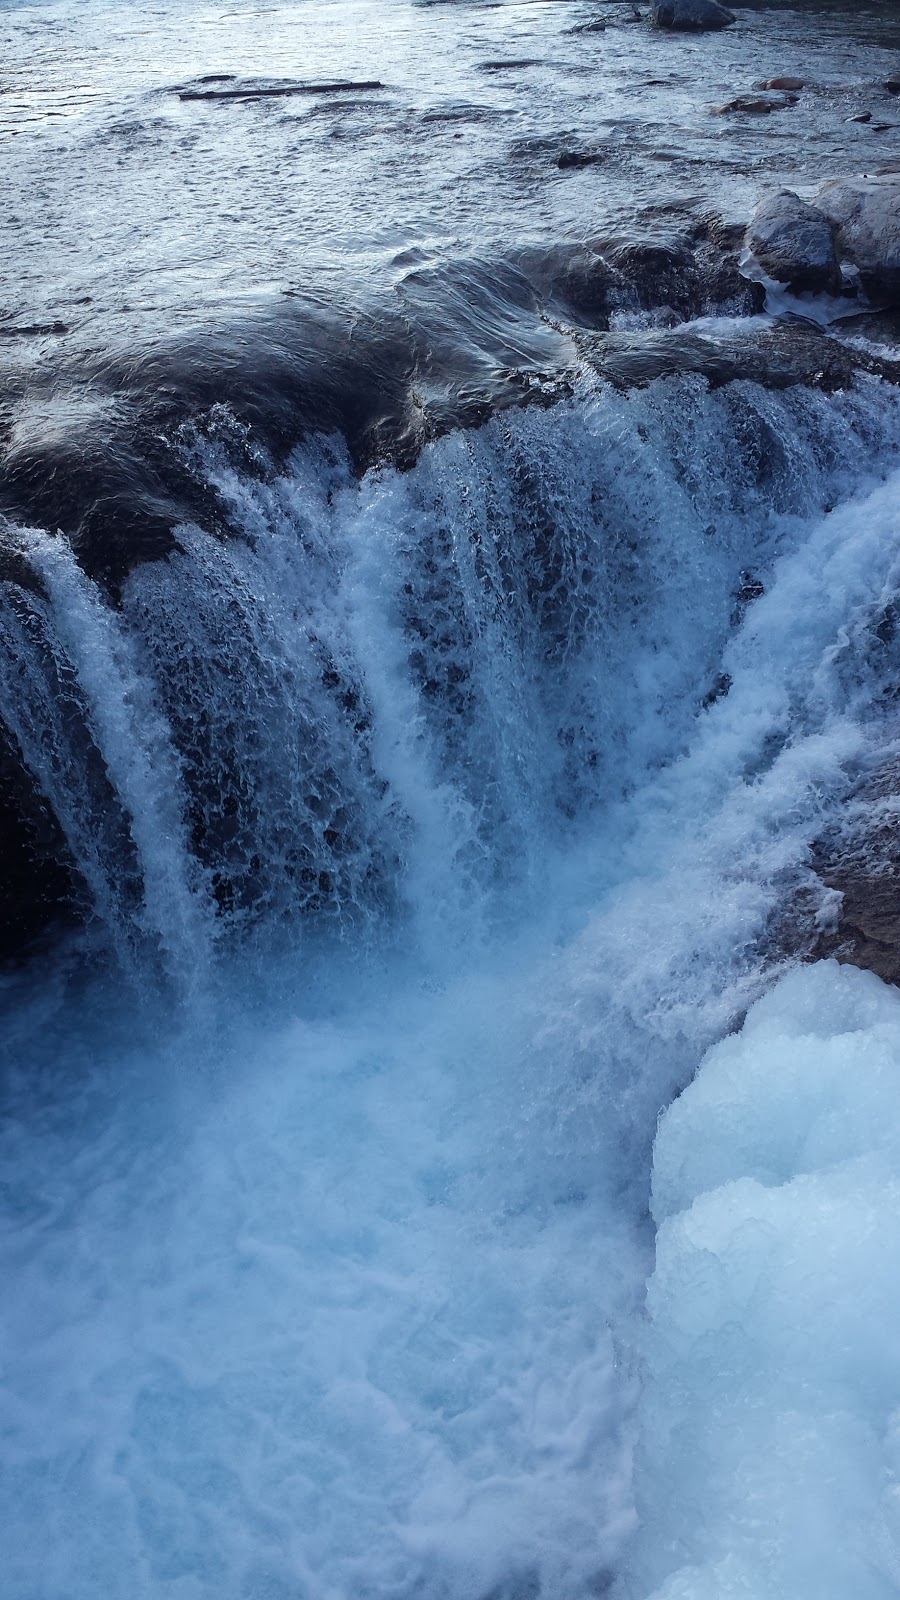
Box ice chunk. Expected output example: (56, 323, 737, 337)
(627, 960, 900, 1600)
(652, 960, 900, 1222)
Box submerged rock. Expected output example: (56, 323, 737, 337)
(761, 75, 805, 91)
(591, 226, 762, 324)
(745, 189, 840, 292)
(651, 0, 734, 31)
(714, 93, 798, 115)
(815, 172, 900, 300)
(557, 149, 600, 170)
(579, 319, 900, 393)
(0, 320, 70, 339)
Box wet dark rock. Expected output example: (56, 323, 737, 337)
(698, 211, 747, 252)
(714, 93, 798, 115)
(745, 189, 840, 293)
(0, 225, 785, 603)
(522, 246, 612, 322)
(792, 762, 900, 987)
(0, 389, 216, 593)
(478, 60, 542, 71)
(603, 235, 699, 317)
(702, 671, 732, 708)
(557, 149, 601, 170)
(0, 536, 49, 599)
(597, 227, 764, 321)
(821, 873, 900, 984)
(815, 172, 900, 300)
(178, 79, 384, 101)
(730, 570, 765, 626)
(736, 572, 765, 606)
(577, 319, 900, 393)
(886, 80, 900, 95)
(849, 111, 873, 124)
(0, 721, 85, 963)
(651, 0, 734, 30)
(0, 224, 891, 611)
(0, 321, 69, 339)
(840, 305, 900, 349)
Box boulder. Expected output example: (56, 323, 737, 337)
(745, 189, 840, 292)
(815, 173, 900, 299)
(651, 0, 734, 30)
(557, 149, 600, 169)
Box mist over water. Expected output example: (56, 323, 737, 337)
(4, 361, 900, 1596)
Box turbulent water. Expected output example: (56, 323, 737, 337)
(6, 0, 900, 1595)
(3, 359, 900, 1597)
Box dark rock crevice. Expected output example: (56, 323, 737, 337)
(0, 722, 86, 964)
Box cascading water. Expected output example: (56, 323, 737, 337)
(3, 369, 898, 978)
(0, 526, 216, 990)
(3, 365, 900, 1599)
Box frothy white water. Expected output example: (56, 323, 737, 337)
(3, 377, 900, 1597)
(0, 977, 642, 1600)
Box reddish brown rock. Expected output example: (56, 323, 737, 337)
(795, 761, 900, 987)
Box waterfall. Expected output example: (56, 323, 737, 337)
(1, 369, 897, 984)
(3, 366, 900, 1600)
